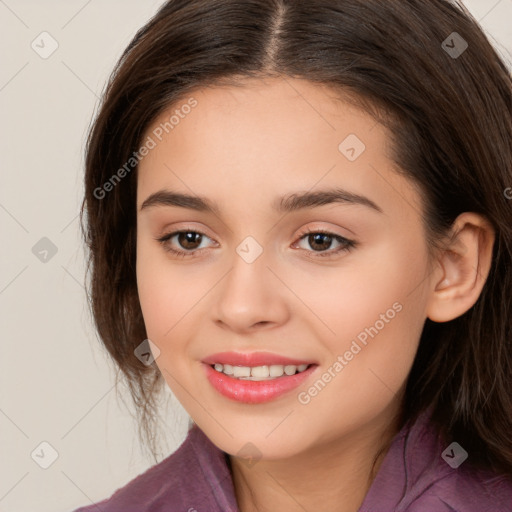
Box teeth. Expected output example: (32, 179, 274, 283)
(251, 365, 270, 378)
(223, 364, 234, 375)
(233, 366, 251, 378)
(269, 364, 284, 377)
(212, 363, 310, 380)
(284, 365, 297, 375)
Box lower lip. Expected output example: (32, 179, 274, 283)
(203, 363, 318, 404)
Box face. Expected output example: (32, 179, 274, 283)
(136, 77, 433, 459)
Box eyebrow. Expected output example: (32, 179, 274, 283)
(139, 188, 383, 215)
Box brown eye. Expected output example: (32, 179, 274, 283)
(176, 231, 203, 250)
(294, 229, 356, 258)
(307, 233, 335, 252)
(156, 229, 215, 257)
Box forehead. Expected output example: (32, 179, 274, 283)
(136, 77, 422, 221)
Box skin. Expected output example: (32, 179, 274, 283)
(135, 77, 495, 512)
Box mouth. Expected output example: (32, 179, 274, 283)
(201, 352, 318, 404)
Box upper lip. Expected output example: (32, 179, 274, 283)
(202, 351, 316, 367)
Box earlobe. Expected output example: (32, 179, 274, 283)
(426, 213, 495, 323)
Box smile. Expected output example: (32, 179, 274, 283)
(201, 352, 318, 404)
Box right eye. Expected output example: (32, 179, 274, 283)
(156, 230, 217, 258)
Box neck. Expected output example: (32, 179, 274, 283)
(228, 404, 403, 512)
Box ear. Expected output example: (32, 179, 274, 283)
(426, 212, 495, 323)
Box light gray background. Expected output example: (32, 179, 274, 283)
(1, 1, 511, 511)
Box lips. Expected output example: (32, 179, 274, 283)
(201, 351, 319, 404)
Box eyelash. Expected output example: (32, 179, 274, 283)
(155, 227, 357, 260)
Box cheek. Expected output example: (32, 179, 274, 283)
(136, 241, 218, 365)
(298, 234, 428, 345)
(302, 235, 429, 394)
(136, 241, 187, 348)
(295, 287, 427, 441)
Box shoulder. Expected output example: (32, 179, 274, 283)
(360, 409, 512, 512)
(71, 425, 238, 512)
(401, 457, 512, 512)
(412, 468, 512, 512)
(405, 415, 512, 512)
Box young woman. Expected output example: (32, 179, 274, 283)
(75, 0, 512, 510)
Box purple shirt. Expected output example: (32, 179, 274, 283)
(73, 410, 512, 511)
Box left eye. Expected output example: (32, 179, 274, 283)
(156, 229, 356, 258)
(294, 230, 356, 257)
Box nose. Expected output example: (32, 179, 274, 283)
(212, 244, 290, 334)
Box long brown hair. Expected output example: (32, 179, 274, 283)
(80, 0, 512, 475)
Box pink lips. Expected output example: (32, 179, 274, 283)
(201, 351, 318, 404)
